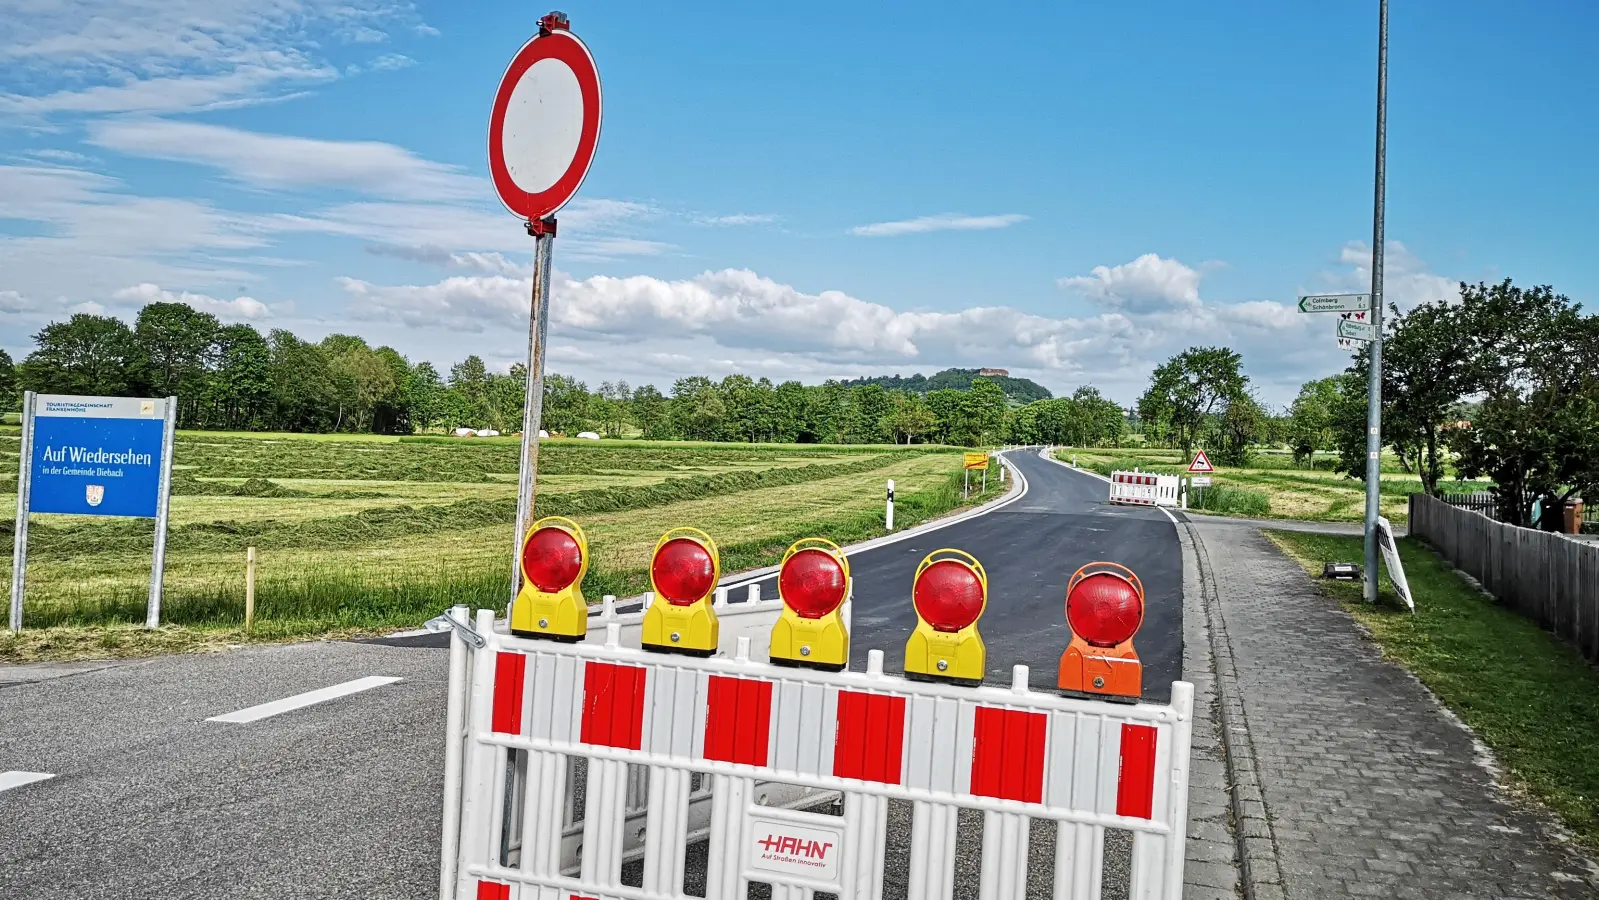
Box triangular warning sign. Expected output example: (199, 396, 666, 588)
(1187, 450, 1215, 473)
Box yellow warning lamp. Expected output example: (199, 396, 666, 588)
(641, 527, 721, 657)
(769, 538, 851, 671)
(1057, 562, 1145, 701)
(509, 516, 590, 641)
(904, 549, 987, 685)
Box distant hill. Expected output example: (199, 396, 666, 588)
(840, 368, 1053, 403)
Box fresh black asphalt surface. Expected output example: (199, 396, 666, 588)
(0, 449, 1182, 899)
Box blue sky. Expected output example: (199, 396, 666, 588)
(1, 0, 1594, 407)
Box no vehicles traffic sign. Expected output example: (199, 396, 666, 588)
(488, 20, 602, 221)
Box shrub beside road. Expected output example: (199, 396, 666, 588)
(0, 433, 999, 662)
(1267, 529, 1599, 851)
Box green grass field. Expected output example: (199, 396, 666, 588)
(1266, 530, 1599, 851)
(1052, 446, 1491, 524)
(0, 433, 997, 661)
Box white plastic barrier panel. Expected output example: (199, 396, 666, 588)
(437, 607, 1195, 900)
(1109, 471, 1181, 508)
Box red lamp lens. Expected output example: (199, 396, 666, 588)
(1067, 572, 1143, 647)
(778, 548, 847, 618)
(652, 538, 715, 605)
(912, 560, 984, 632)
(523, 527, 583, 592)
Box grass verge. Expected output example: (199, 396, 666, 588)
(1265, 529, 1599, 850)
(0, 457, 1003, 663)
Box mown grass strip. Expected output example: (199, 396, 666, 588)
(8, 452, 926, 556)
(0, 459, 996, 659)
(1266, 529, 1599, 851)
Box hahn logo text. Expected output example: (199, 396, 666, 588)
(758, 834, 832, 860)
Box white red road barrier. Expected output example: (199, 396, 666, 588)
(1108, 471, 1181, 508)
(437, 606, 1195, 900)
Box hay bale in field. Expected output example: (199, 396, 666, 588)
(576, 431, 600, 440)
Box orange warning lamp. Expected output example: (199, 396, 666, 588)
(1058, 562, 1145, 701)
(769, 538, 851, 671)
(904, 549, 987, 685)
(641, 527, 720, 657)
(510, 516, 589, 641)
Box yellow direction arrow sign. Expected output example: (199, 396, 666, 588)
(963, 452, 989, 470)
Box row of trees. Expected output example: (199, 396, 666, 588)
(3, 303, 1052, 446)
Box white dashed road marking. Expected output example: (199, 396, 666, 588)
(207, 676, 402, 724)
(0, 771, 55, 793)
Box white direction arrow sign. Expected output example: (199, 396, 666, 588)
(1337, 318, 1377, 341)
(1298, 293, 1371, 313)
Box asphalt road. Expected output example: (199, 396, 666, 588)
(0, 448, 1182, 900)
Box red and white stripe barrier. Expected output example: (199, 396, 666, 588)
(1109, 471, 1181, 508)
(438, 606, 1195, 900)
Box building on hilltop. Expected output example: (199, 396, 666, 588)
(977, 368, 1010, 377)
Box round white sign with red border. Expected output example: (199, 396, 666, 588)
(488, 28, 602, 221)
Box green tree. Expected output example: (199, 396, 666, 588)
(542, 373, 591, 435)
(404, 362, 447, 433)
(0, 349, 18, 412)
(1137, 347, 1248, 454)
(133, 302, 219, 423)
(1287, 377, 1341, 468)
(268, 330, 339, 432)
(672, 376, 725, 441)
(208, 324, 272, 429)
(20, 314, 139, 396)
(1213, 391, 1267, 466)
(967, 378, 1009, 446)
(1450, 281, 1599, 526)
(885, 392, 936, 444)
(631, 384, 672, 439)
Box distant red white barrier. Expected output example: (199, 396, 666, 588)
(1109, 471, 1181, 508)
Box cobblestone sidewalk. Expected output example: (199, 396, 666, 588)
(1190, 519, 1597, 900)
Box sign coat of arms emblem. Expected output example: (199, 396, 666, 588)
(86, 484, 105, 507)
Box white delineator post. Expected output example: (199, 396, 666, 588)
(885, 479, 895, 531)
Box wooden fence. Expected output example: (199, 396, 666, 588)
(1410, 492, 1599, 663)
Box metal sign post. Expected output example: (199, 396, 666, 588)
(10, 392, 175, 631)
(512, 218, 556, 600)
(1364, 0, 1389, 604)
(146, 396, 177, 628)
(488, 11, 603, 607)
(9, 390, 36, 632)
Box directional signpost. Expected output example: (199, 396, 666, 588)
(1337, 317, 1377, 342)
(1297, 293, 1371, 313)
(11, 392, 177, 631)
(491, 11, 602, 605)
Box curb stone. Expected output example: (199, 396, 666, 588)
(1181, 519, 1286, 899)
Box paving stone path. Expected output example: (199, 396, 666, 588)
(1190, 519, 1597, 899)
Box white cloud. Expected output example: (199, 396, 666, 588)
(335, 267, 1145, 376)
(1324, 240, 1458, 311)
(0, 164, 265, 312)
(0, 61, 337, 115)
(1057, 253, 1204, 314)
(0, 1, 431, 117)
(696, 213, 778, 227)
(112, 283, 271, 319)
(850, 213, 1028, 237)
(365, 244, 531, 276)
(90, 118, 480, 201)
